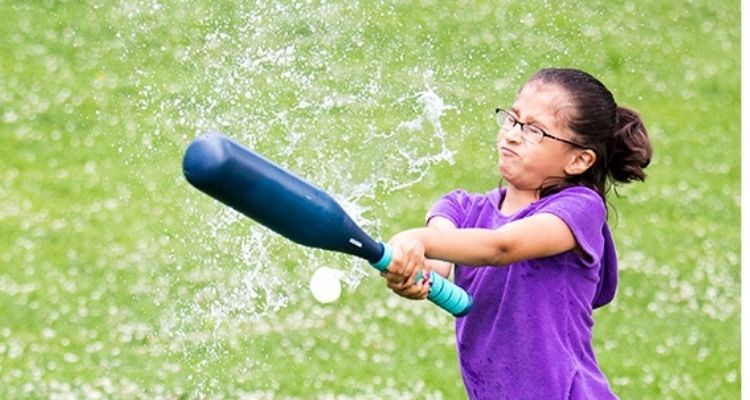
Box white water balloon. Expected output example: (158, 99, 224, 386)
(309, 267, 343, 304)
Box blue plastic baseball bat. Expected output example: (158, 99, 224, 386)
(182, 132, 472, 317)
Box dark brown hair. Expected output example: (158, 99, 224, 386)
(527, 68, 652, 199)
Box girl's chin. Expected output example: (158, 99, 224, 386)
(498, 163, 514, 181)
(498, 168, 534, 190)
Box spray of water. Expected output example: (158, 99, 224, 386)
(156, 80, 459, 376)
(111, 1, 464, 394)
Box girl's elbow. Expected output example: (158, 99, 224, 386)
(484, 229, 516, 266)
(484, 241, 512, 266)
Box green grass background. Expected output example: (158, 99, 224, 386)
(0, 0, 740, 398)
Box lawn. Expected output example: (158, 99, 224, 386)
(0, 0, 740, 398)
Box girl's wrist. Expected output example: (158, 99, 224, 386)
(415, 227, 433, 257)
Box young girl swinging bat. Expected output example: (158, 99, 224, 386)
(382, 68, 652, 399)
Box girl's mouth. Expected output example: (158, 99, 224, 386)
(500, 147, 518, 157)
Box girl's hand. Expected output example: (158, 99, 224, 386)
(381, 229, 431, 300)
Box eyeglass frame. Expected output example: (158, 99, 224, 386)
(495, 108, 587, 149)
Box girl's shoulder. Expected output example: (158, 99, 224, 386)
(495, 185, 607, 225)
(533, 185, 605, 212)
(527, 186, 609, 236)
(437, 187, 503, 209)
(429, 187, 504, 228)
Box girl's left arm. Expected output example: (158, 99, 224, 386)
(399, 212, 577, 267)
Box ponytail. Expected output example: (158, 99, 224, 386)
(608, 106, 652, 184)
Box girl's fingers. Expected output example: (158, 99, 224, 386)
(382, 271, 406, 284)
(386, 276, 430, 299)
(406, 265, 420, 288)
(386, 247, 410, 279)
(390, 285, 423, 299)
(386, 278, 410, 292)
(409, 280, 430, 299)
(380, 236, 431, 300)
(421, 266, 432, 285)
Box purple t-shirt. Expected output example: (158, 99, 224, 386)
(428, 186, 618, 400)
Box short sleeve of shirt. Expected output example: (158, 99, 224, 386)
(425, 189, 475, 228)
(534, 187, 607, 268)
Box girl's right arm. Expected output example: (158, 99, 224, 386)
(383, 212, 579, 300)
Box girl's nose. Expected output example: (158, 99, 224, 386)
(502, 124, 523, 143)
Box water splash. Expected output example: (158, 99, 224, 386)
(385, 72, 456, 191)
(109, 3, 468, 394)
(156, 81, 459, 394)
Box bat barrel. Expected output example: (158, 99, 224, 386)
(183, 132, 383, 263)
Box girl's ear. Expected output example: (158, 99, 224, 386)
(564, 149, 597, 176)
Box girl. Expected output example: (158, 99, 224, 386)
(382, 68, 652, 399)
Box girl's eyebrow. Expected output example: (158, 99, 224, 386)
(509, 106, 550, 130)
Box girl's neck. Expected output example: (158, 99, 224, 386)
(500, 185, 539, 215)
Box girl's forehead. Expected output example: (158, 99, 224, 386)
(513, 82, 572, 126)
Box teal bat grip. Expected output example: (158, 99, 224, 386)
(370, 243, 473, 317)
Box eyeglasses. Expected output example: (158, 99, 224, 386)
(495, 108, 586, 148)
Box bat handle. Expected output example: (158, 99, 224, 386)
(370, 243, 473, 317)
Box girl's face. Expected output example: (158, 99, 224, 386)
(496, 81, 584, 192)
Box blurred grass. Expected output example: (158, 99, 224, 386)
(0, 0, 740, 399)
